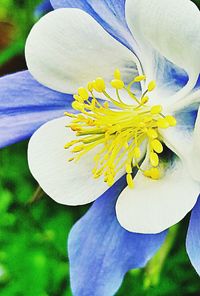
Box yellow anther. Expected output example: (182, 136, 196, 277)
(126, 173, 134, 189)
(87, 82, 94, 92)
(134, 75, 146, 82)
(143, 170, 151, 177)
(147, 129, 158, 139)
(93, 173, 100, 179)
(151, 139, 163, 153)
(125, 163, 132, 174)
(68, 157, 75, 162)
(150, 152, 159, 167)
(64, 140, 78, 149)
(93, 77, 106, 92)
(72, 101, 83, 111)
(150, 105, 162, 114)
(64, 112, 75, 118)
(72, 145, 84, 152)
(141, 96, 149, 104)
(70, 124, 82, 131)
(114, 69, 121, 80)
(107, 175, 114, 186)
(133, 146, 141, 159)
(157, 118, 170, 129)
(165, 115, 177, 126)
(78, 87, 89, 100)
(147, 80, 156, 92)
(150, 168, 160, 180)
(110, 79, 124, 89)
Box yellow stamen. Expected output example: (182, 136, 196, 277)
(151, 139, 163, 154)
(64, 69, 176, 188)
(78, 87, 89, 100)
(150, 105, 162, 115)
(133, 147, 141, 159)
(110, 79, 124, 89)
(157, 118, 170, 129)
(150, 152, 159, 167)
(141, 96, 149, 104)
(93, 77, 106, 93)
(148, 80, 156, 92)
(134, 75, 146, 82)
(150, 168, 161, 180)
(147, 129, 158, 139)
(87, 82, 94, 92)
(114, 69, 121, 80)
(165, 115, 177, 126)
(126, 173, 134, 189)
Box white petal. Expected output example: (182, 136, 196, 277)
(170, 89, 200, 112)
(125, 0, 200, 105)
(28, 116, 119, 205)
(116, 157, 199, 234)
(25, 8, 138, 95)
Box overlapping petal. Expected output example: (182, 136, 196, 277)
(161, 104, 200, 182)
(116, 153, 199, 234)
(0, 71, 72, 148)
(25, 8, 138, 96)
(186, 197, 200, 275)
(125, 0, 200, 105)
(28, 116, 125, 205)
(50, 0, 137, 50)
(68, 176, 167, 296)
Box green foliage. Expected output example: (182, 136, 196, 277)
(0, 142, 74, 295)
(0, 0, 41, 66)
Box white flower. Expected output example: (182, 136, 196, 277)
(25, 0, 200, 234)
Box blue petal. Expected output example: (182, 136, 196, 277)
(194, 74, 200, 90)
(186, 196, 200, 275)
(0, 71, 73, 148)
(175, 106, 198, 132)
(50, 0, 136, 51)
(68, 176, 167, 296)
(35, 0, 53, 18)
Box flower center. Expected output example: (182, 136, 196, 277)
(64, 69, 176, 188)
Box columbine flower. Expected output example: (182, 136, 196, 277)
(1, 0, 200, 295)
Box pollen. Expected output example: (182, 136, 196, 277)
(64, 69, 176, 189)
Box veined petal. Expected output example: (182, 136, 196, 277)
(28, 116, 124, 205)
(25, 8, 137, 95)
(186, 197, 200, 275)
(116, 153, 199, 234)
(50, 0, 137, 51)
(125, 0, 200, 105)
(170, 89, 200, 112)
(0, 71, 72, 148)
(190, 107, 200, 181)
(68, 176, 167, 296)
(161, 106, 200, 182)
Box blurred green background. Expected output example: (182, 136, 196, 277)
(0, 1, 200, 295)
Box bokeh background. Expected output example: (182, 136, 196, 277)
(0, 1, 200, 295)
